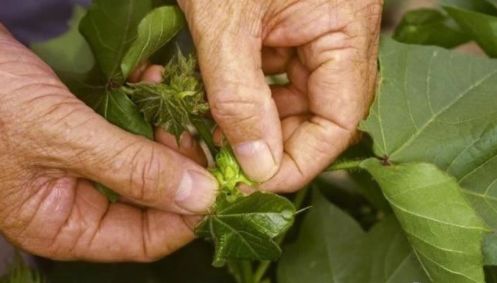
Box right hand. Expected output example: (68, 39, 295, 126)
(0, 24, 217, 262)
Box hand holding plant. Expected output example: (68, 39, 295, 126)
(0, 25, 217, 262)
(178, 0, 383, 192)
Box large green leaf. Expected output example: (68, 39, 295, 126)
(31, 6, 94, 74)
(444, 5, 497, 57)
(277, 190, 428, 283)
(360, 217, 430, 283)
(277, 190, 365, 283)
(485, 233, 497, 265)
(361, 39, 497, 228)
(361, 159, 487, 283)
(121, 6, 185, 79)
(196, 192, 295, 267)
(80, 0, 152, 82)
(394, 9, 470, 49)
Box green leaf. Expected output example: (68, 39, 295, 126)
(361, 159, 487, 283)
(444, 5, 497, 57)
(442, 0, 497, 15)
(277, 190, 365, 283)
(196, 192, 295, 267)
(121, 6, 185, 79)
(31, 6, 94, 74)
(360, 216, 430, 283)
(79, 88, 153, 139)
(489, 0, 497, 9)
(277, 190, 428, 283)
(80, 0, 153, 82)
(361, 39, 497, 228)
(394, 9, 470, 48)
(484, 233, 497, 265)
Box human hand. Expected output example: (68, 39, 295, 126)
(178, 0, 382, 192)
(0, 25, 216, 262)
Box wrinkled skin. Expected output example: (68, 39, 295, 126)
(0, 26, 216, 262)
(0, 0, 381, 261)
(179, 0, 382, 191)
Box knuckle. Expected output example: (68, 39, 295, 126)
(127, 145, 165, 203)
(210, 86, 266, 129)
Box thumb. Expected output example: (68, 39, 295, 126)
(180, 1, 283, 182)
(57, 113, 218, 215)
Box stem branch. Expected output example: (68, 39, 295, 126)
(325, 160, 363, 172)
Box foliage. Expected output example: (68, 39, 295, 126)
(278, 190, 428, 283)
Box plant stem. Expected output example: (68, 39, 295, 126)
(191, 117, 217, 157)
(325, 159, 363, 172)
(252, 186, 310, 283)
(241, 261, 254, 283)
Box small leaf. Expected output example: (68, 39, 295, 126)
(78, 88, 153, 139)
(394, 8, 470, 48)
(361, 159, 488, 283)
(80, 0, 153, 82)
(196, 192, 295, 267)
(445, 5, 497, 57)
(121, 6, 185, 79)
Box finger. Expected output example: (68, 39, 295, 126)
(264, 0, 382, 47)
(128, 61, 151, 83)
(262, 119, 354, 193)
(4, 179, 195, 261)
(261, 47, 293, 75)
(140, 65, 165, 83)
(271, 57, 310, 118)
(42, 106, 217, 214)
(271, 86, 308, 119)
(182, 3, 282, 182)
(261, 1, 382, 192)
(155, 128, 207, 166)
(281, 115, 308, 142)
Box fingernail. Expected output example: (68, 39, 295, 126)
(180, 133, 194, 149)
(233, 140, 277, 182)
(176, 170, 218, 213)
